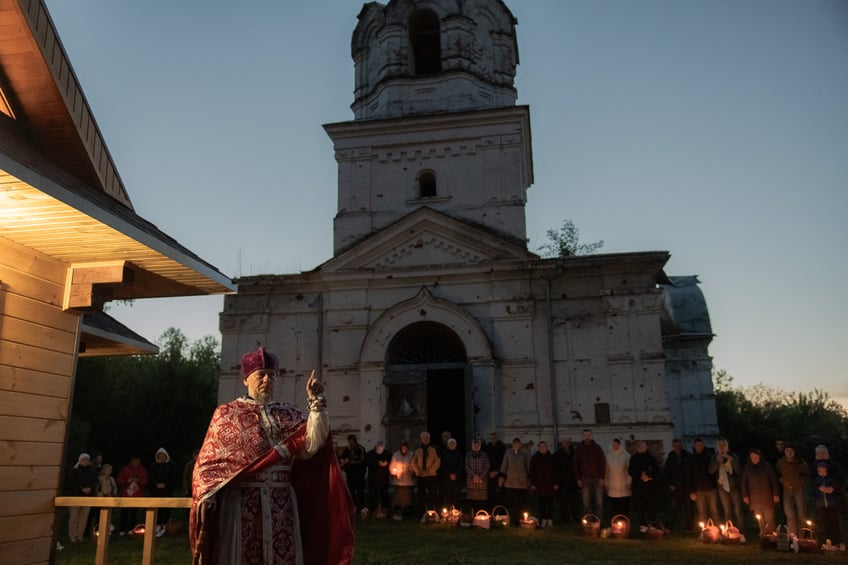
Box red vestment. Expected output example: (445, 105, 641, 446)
(190, 398, 354, 565)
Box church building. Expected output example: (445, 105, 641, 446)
(219, 0, 718, 453)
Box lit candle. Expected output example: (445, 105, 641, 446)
(699, 521, 705, 530)
(806, 520, 812, 527)
(523, 512, 529, 521)
(616, 521, 623, 528)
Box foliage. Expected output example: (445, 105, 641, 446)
(538, 219, 605, 258)
(66, 328, 220, 486)
(712, 369, 848, 463)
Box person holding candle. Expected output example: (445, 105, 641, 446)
(741, 448, 780, 535)
(390, 441, 415, 518)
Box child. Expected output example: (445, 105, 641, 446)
(96, 463, 117, 496)
(813, 462, 844, 551)
(92, 464, 117, 535)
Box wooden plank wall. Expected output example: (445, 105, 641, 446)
(0, 237, 79, 565)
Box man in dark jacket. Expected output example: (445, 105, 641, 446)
(365, 441, 392, 515)
(686, 437, 719, 527)
(664, 438, 693, 532)
(340, 434, 367, 511)
(573, 429, 606, 521)
(484, 432, 506, 506)
(555, 437, 580, 524)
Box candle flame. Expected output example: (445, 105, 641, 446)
(699, 521, 705, 529)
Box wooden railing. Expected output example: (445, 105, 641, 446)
(54, 496, 191, 565)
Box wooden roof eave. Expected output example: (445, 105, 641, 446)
(79, 310, 159, 357)
(0, 150, 235, 310)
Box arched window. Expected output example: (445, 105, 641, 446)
(409, 9, 441, 76)
(417, 171, 437, 198)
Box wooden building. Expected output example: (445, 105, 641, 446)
(0, 1, 234, 563)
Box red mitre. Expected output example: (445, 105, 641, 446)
(242, 347, 278, 377)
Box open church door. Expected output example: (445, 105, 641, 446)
(385, 321, 468, 448)
(384, 368, 427, 449)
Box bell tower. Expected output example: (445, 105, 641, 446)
(326, 0, 534, 255)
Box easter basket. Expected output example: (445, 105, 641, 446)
(797, 527, 819, 553)
(581, 514, 601, 537)
(444, 505, 462, 526)
(492, 505, 511, 528)
(610, 514, 630, 539)
(700, 519, 721, 544)
(472, 509, 491, 530)
(721, 520, 744, 545)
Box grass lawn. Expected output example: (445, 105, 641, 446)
(54, 518, 843, 564)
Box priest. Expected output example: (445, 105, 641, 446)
(190, 347, 354, 564)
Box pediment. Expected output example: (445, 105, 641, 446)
(321, 208, 534, 272)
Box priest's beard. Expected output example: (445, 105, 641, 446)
(255, 391, 273, 406)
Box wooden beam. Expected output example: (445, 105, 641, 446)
(63, 260, 127, 310)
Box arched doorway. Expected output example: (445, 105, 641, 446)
(384, 321, 467, 450)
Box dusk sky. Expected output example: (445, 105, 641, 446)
(44, 1, 848, 407)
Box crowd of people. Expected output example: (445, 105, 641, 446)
(334, 429, 846, 550)
(63, 446, 197, 542)
(63, 348, 844, 561)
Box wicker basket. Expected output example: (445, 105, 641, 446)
(797, 527, 819, 553)
(492, 505, 511, 528)
(721, 520, 744, 544)
(759, 531, 777, 550)
(645, 522, 666, 541)
(610, 514, 630, 539)
(519, 515, 539, 530)
(700, 519, 721, 543)
(581, 514, 601, 537)
(444, 506, 462, 526)
(473, 510, 491, 529)
(421, 508, 440, 525)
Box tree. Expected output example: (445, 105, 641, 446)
(67, 328, 221, 480)
(538, 219, 605, 258)
(712, 369, 848, 464)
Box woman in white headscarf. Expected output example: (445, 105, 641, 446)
(68, 453, 97, 542)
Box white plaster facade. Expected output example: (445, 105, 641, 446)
(219, 0, 718, 454)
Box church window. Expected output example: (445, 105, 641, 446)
(409, 9, 441, 76)
(594, 403, 611, 425)
(417, 171, 437, 198)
